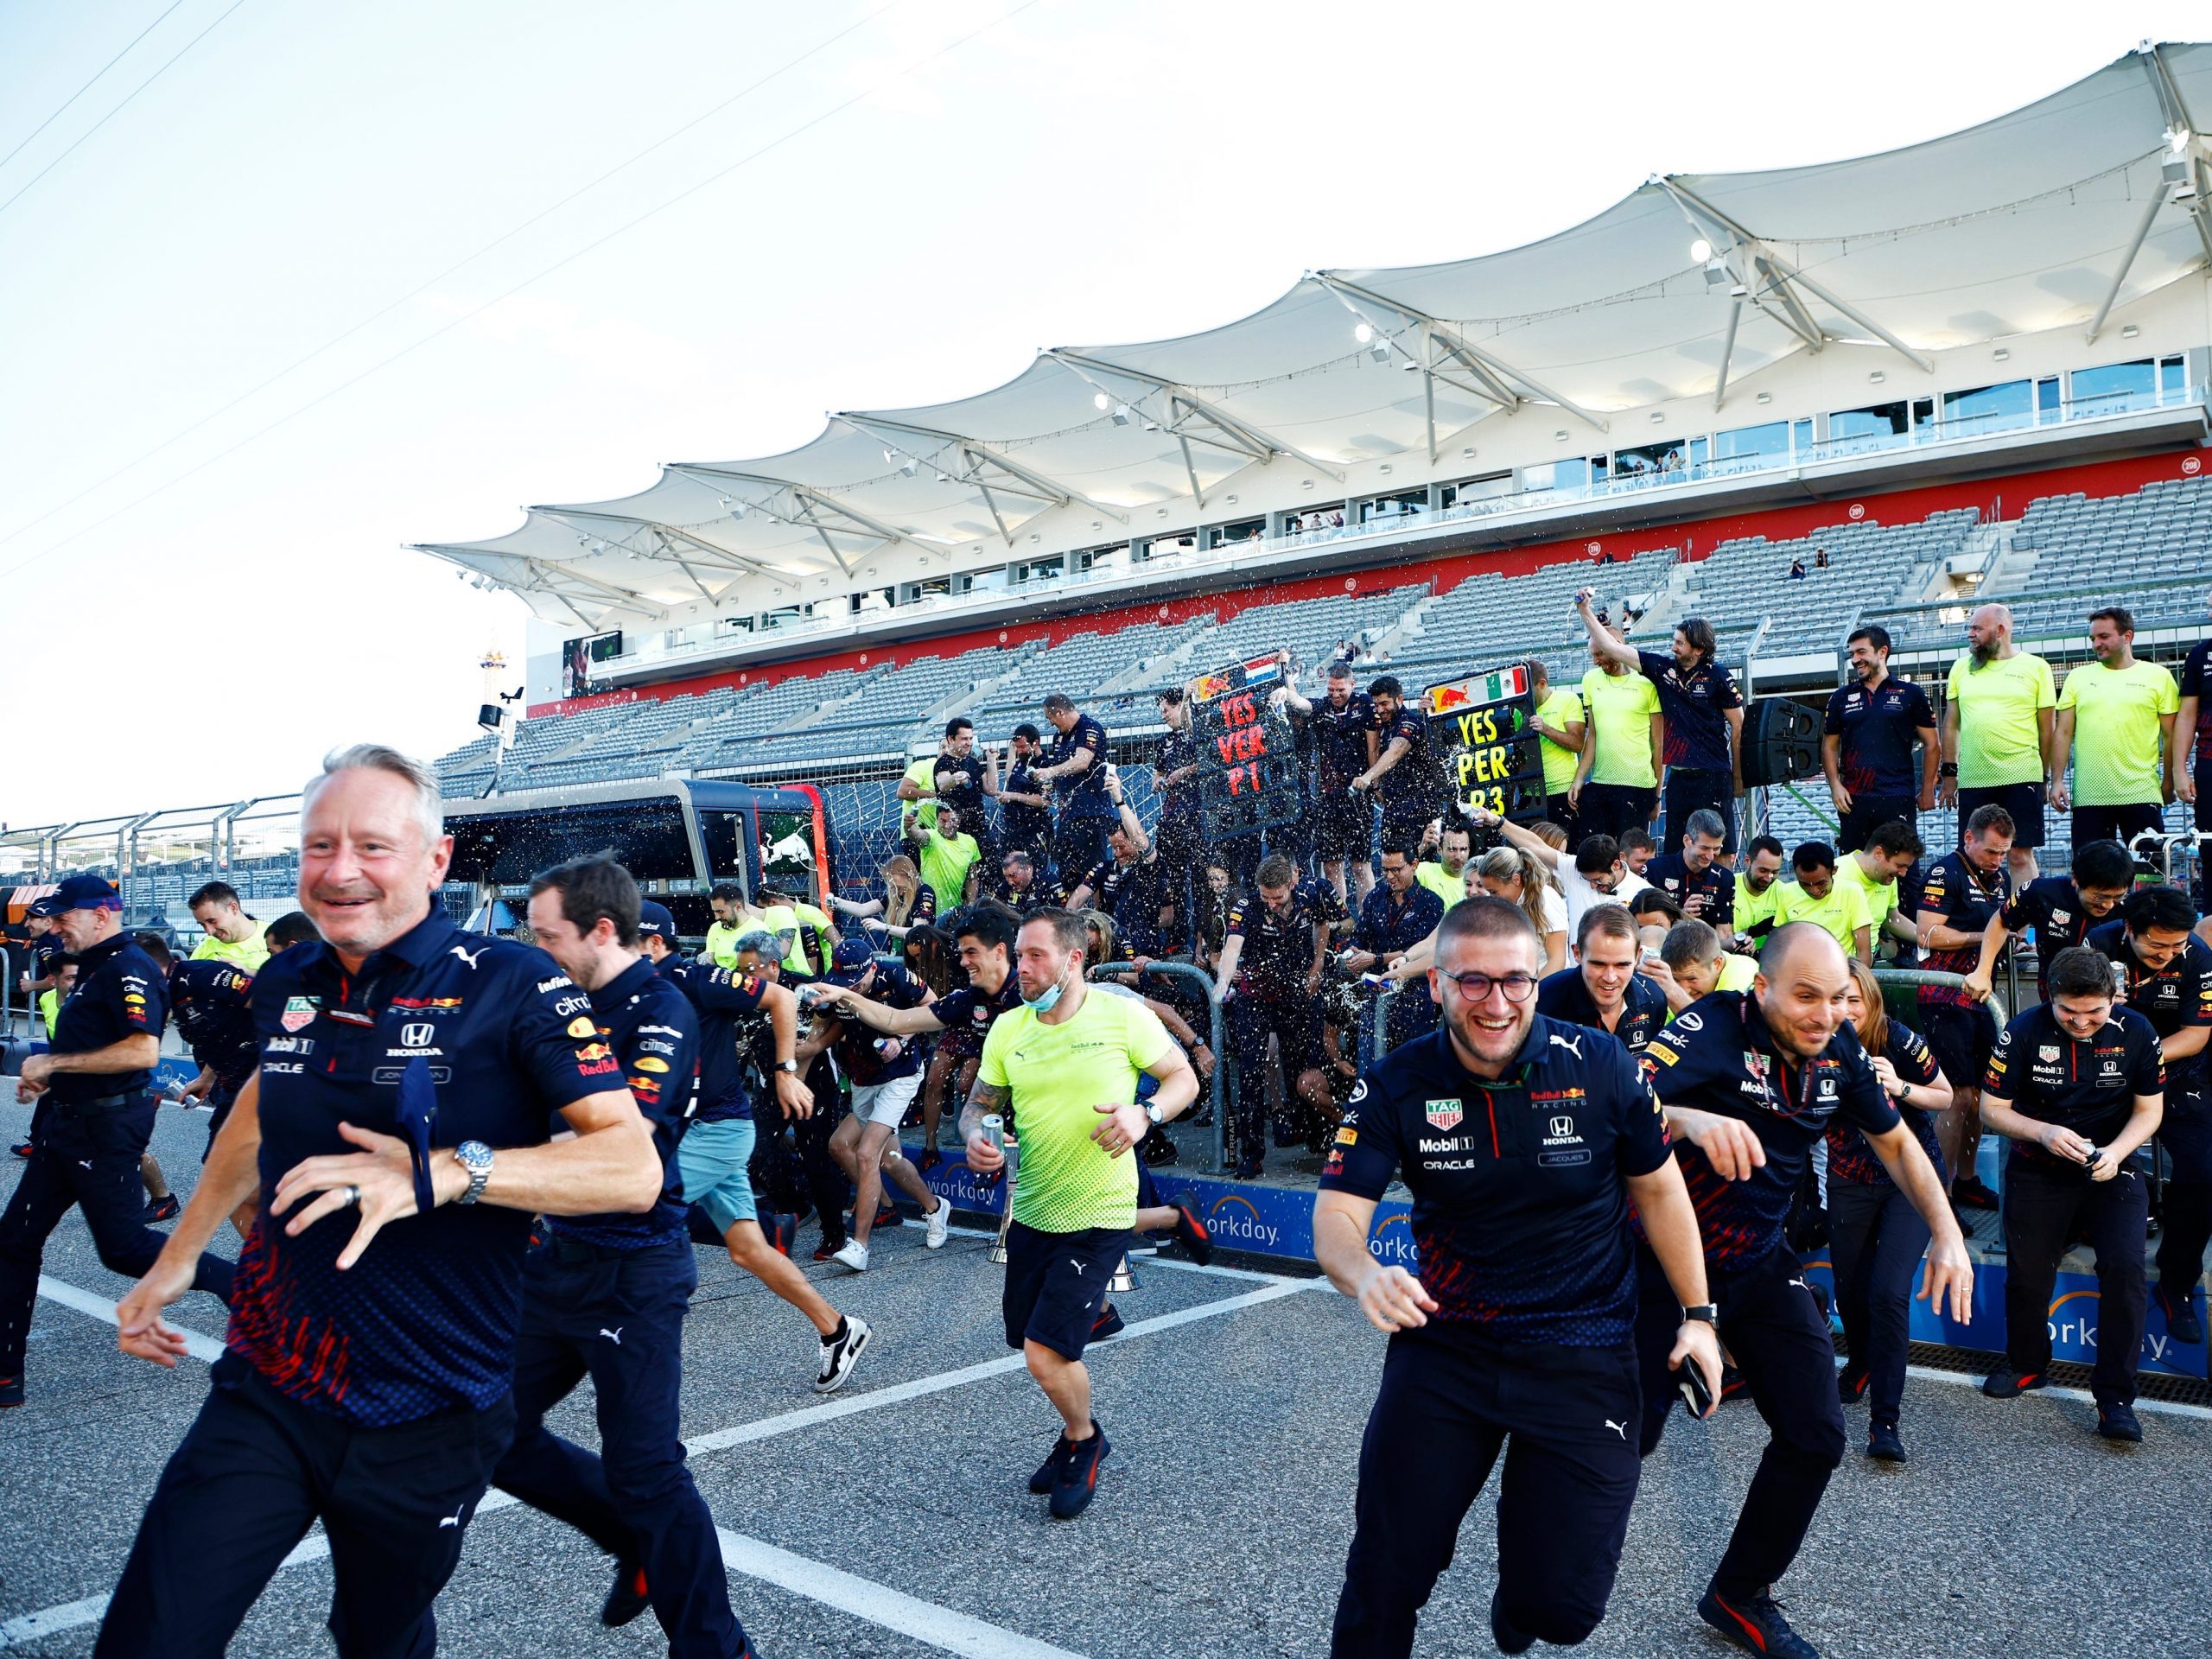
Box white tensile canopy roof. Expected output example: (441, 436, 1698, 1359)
(416, 44, 2212, 630)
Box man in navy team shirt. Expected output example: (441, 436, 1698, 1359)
(1911, 803, 2017, 1210)
(1576, 591, 1745, 855)
(1821, 625, 1939, 853)
(1633, 922, 1970, 1659)
(1342, 843, 1445, 1049)
(1316, 896, 1721, 1657)
(2172, 591, 2212, 844)
(1644, 809, 1738, 938)
(1351, 675, 1448, 857)
(1536, 905, 1672, 1058)
(1033, 691, 1118, 881)
(1281, 658, 1380, 908)
(103, 745, 664, 1657)
(1962, 836, 2133, 1007)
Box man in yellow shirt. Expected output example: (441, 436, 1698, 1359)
(1526, 659, 1586, 839)
(1730, 836, 1786, 948)
(906, 802, 981, 916)
(1771, 842, 1872, 962)
(1834, 818, 1923, 961)
(1414, 823, 1471, 908)
(187, 881, 269, 970)
(1940, 603, 2055, 887)
(2052, 605, 2179, 850)
(1658, 917, 1756, 1005)
(1573, 636, 1663, 849)
(703, 883, 757, 969)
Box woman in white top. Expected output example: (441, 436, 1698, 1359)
(1385, 843, 1569, 985)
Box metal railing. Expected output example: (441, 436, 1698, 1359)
(1088, 960, 1226, 1173)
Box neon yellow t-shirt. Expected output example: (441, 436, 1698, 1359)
(37, 988, 58, 1033)
(1669, 951, 1755, 1020)
(980, 990, 1173, 1232)
(703, 919, 748, 969)
(2057, 659, 2179, 806)
(1773, 878, 1872, 952)
(1835, 853, 1901, 941)
(1733, 879, 1783, 939)
(1536, 687, 1586, 798)
(779, 901, 835, 977)
(917, 830, 979, 915)
(1415, 861, 1465, 908)
(1580, 668, 1660, 790)
(190, 921, 269, 971)
(903, 758, 940, 830)
(1947, 652, 2055, 789)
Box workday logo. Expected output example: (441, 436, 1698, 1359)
(1364, 1211, 1420, 1270)
(1205, 1194, 1283, 1250)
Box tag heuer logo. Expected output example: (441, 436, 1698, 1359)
(2050, 909, 2071, 926)
(2037, 1046, 2060, 1063)
(1424, 1097, 1464, 1131)
(281, 995, 318, 1033)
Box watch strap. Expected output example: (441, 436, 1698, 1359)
(1681, 1303, 1719, 1324)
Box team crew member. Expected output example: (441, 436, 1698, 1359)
(828, 853, 936, 940)
(1213, 854, 1344, 1176)
(932, 715, 1000, 866)
(1317, 896, 1721, 1657)
(1151, 688, 1206, 912)
(1644, 810, 1737, 938)
(102, 745, 666, 1655)
(1572, 626, 1665, 845)
(1940, 603, 2056, 887)
(135, 934, 257, 1159)
(961, 909, 1198, 1520)
(1577, 593, 1744, 854)
(813, 937, 952, 1270)
(1771, 842, 1872, 962)
(1821, 626, 1939, 852)
(1414, 822, 1471, 907)
(1913, 804, 2017, 1207)
(724, 931, 855, 1263)
(1535, 906, 1671, 1056)
(988, 723, 1057, 873)
(991, 849, 1052, 914)
(2177, 593, 2212, 836)
(1469, 809, 1651, 951)
(703, 883, 755, 969)
(1635, 924, 1971, 1658)
(1063, 775, 1174, 959)
(1351, 676, 1446, 856)
(1828, 958, 1955, 1462)
(188, 880, 271, 970)
(1976, 946, 2164, 1440)
(2052, 606, 2179, 848)
(1343, 846, 1445, 1048)
(1660, 919, 1756, 1002)
(904, 800, 982, 916)
(1035, 692, 1117, 880)
(0, 877, 235, 1408)
(1281, 659, 1380, 906)
(1833, 819, 1923, 962)
(1962, 837, 2133, 1007)
(1731, 836, 1787, 948)
(491, 861, 759, 1656)
(2086, 887, 2212, 1344)
(1527, 658, 1587, 844)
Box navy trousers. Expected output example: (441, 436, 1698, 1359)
(1828, 1179, 1930, 1427)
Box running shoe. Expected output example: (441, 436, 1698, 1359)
(1980, 1368, 2047, 1399)
(1866, 1421, 1907, 1463)
(2157, 1281, 2204, 1345)
(1172, 1201, 1214, 1266)
(2095, 1402, 2143, 1443)
(0, 1374, 21, 1408)
(1029, 1433, 1072, 1494)
(1836, 1368, 1869, 1406)
(1233, 1156, 1262, 1180)
(874, 1202, 902, 1229)
(600, 1561, 650, 1628)
(142, 1194, 180, 1224)
(1719, 1366, 1750, 1404)
(916, 1146, 943, 1174)
(1697, 1587, 1821, 1658)
(1049, 1421, 1110, 1520)
(814, 1314, 871, 1394)
(9, 1141, 29, 1159)
(812, 1240, 844, 1264)
(830, 1241, 871, 1273)
(1489, 1589, 1535, 1656)
(760, 1211, 796, 1258)
(924, 1197, 950, 1250)
(1952, 1175, 1999, 1211)
(1090, 1304, 1125, 1341)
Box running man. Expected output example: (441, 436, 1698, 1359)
(960, 909, 1198, 1520)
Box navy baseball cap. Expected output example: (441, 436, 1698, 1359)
(825, 935, 876, 987)
(48, 875, 123, 913)
(25, 895, 60, 918)
(636, 899, 675, 939)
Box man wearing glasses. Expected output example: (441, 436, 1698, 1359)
(1316, 896, 1721, 1656)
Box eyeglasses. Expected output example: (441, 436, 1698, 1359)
(1439, 969, 1539, 1002)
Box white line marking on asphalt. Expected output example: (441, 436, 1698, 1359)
(938, 1220, 1297, 1283)
(1902, 1362, 2212, 1421)
(36, 1275, 226, 1363)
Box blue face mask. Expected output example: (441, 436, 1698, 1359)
(1023, 970, 1065, 1014)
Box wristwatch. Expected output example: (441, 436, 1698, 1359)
(452, 1140, 494, 1206)
(1681, 1303, 1719, 1326)
(1143, 1099, 1168, 1127)
(775, 1058, 801, 1075)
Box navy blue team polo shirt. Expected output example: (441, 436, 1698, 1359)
(1822, 676, 1934, 798)
(231, 908, 615, 1426)
(1637, 990, 1898, 1269)
(1307, 690, 1376, 794)
(2004, 878, 2119, 1000)
(168, 958, 259, 1090)
(1637, 650, 1744, 773)
(2088, 920, 2212, 1092)
(1983, 1001, 2164, 1171)
(48, 931, 167, 1102)
(1644, 853, 1736, 925)
(658, 956, 769, 1122)
(1355, 881, 1445, 962)
(1825, 1020, 1946, 1190)
(1319, 1013, 1673, 1349)
(1048, 712, 1116, 821)
(1374, 704, 1444, 808)
(830, 960, 932, 1085)
(1535, 965, 1669, 1056)
(549, 955, 698, 1251)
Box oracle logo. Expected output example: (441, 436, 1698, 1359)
(2185, 455, 2202, 476)
(1847, 503, 1866, 520)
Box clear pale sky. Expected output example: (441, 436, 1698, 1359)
(0, 0, 2196, 830)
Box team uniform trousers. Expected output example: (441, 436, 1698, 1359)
(1827, 1181, 1930, 1426)
(1574, 784, 1656, 847)
(1838, 796, 1917, 855)
(1633, 1243, 1846, 1603)
(1052, 814, 1114, 887)
(1329, 1333, 1643, 1657)
(2071, 802, 2164, 849)
(1229, 993, 1319, 1159)
(1661, 766, 1737, 854)
(0, 1092, 232, 1376)
(2001, 1156, 2147, 1404)
(94, 1352, 517, 1659)
(493, 1235, 748, 1659)
(2155, 1086, 2212, 1313)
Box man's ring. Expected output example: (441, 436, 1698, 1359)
(345, 1185, 362, 1208)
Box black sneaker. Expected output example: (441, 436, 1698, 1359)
(1090, 1304, 1125, 1341)
(1866, 1421, 1907, 1462)
(2096, 1402, 2143, 1443)
(142, 1194, 180, 1224)
(1980, 1368, 2047, 1399)
(1719, 1365, 1750, 1404)
(874, 1203, 902, 1229)
(1171, 1201, 1214, 1266)
(9, 1141, 29, 1159)
(1952, 1175, 1999, 1211)
(1233, 1156, 1262, 1179)
(1836, 1368, 1869, 1406)
(1698, 1587, 1821, 1658)
(1029, 1433, 1073, 1494)
(1049, 1421, 1110, 1519)
(1489, 1588, 1535, 1656)
(600, 1561, 650, 1628)
(0, 1374, 22, 1408)
(2157, 1282, 2204, 1345)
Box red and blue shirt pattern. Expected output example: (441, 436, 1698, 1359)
(1915, 850, 2012, 1009)
(1826, 1021, 1946, 1189)
(1637, 650, 1743, 773)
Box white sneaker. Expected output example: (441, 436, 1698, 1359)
(830, 1240, 871, 1273)
(925, 1197, 950, 1249)
(814, 1314, 870, 1393)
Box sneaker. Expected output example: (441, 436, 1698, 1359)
(760, 1211, 796, 1258)
(1719, 1366, 1750, 1404)
(1866, 1421, 1907, 1462)
(0, 1374, 22, 1408)
(1233, 1156, 1262, 1180)
(1952, 1175, 1999, 1211)
(600, 1561, 650, 1628)
(874, 1202, 902, 1229)
(1090, 1304, 1125, 1341)
(1028, 1433, 1073, 1495)
(2096, 1402, 2143, 1443)
(9, 1141, 29, 1159)
(2157, 1282, 2204, 1345)
(814, 1315, 871, 1394)
(142, 1194, 180, 1224)
(1697, 1587, 1821, 1658)
(1980, 1368, 2047, 1399)
(812, 1240, 844, 1264)
(1836, 1368, 1869, 1406)
(830, 1241, 871, 1274)
(924, 1198, 950, 1250)
(916, 1146, 943, 1174)
(1049, 1421, 1111, 1520)
(1172, 1201, 1214, 1266)
(1489, 1589, 1535, 1656)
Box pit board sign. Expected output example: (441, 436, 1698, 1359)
(1188, 653, 1303, 840)
(1425, 664, 1548, 824)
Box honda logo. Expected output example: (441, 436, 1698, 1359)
(1549, 1116, 1573, 1139)
(401, 1022, 435, 1047)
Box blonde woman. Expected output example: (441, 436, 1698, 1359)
(828, 853, 936, 940)
(1389, 842, 1568, 983)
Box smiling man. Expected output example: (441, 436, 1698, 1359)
(100, 744, 665, 1658)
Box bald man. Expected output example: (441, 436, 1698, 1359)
(1939, 604, 2055, 888)
(1631, 923, 1971, 1659)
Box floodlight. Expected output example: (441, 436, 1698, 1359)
(1689, 238, 1713, 264)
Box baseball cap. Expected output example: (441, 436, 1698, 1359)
(48, 875, 123, 914)
(25, 896, 60, 918)
(636, 899, 675, 939)
(825, 935, 876, 988)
